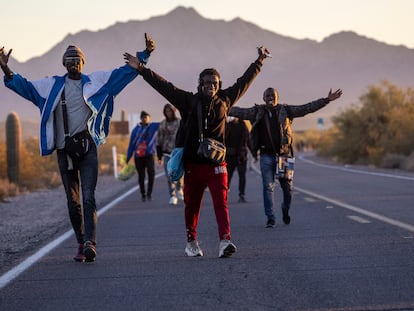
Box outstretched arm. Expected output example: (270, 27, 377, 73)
(224, 46, 271, 106)
(287, 88, 343, 118)
(0, 46, 13, 79)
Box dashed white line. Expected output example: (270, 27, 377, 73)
(347, 215, 371, 224)
(299, 155, 414, 181)
(295, 186, 414, 233)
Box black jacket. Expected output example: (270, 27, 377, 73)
(229, 98, 329, 158)
(140, 60, 263, 164)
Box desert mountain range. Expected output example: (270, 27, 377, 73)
(1, 6, 413, 132)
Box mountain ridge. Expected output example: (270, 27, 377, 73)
(1, 6, 413, 133)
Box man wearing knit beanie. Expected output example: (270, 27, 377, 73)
(0, 33, 156, 263)
(62, 45, 86, 65)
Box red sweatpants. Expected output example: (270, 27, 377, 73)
(183, 162, 231, 241)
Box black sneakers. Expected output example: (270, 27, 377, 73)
(266, 218, 275, 228)
(238, 195, 247, 203)
(282, 208, 291, 225)
(83, 241, 96, 262)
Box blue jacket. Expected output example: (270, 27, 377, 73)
(3, 52, 149, 156)
(127, 122, 160, 162)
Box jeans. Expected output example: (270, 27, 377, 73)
(260, 153, 293, 220)
(163, 154, 183, 197)
(57, 145, 98, 245)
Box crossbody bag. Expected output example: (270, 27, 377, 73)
(61, 89, 93, 161)
(196, 101, 226, 164)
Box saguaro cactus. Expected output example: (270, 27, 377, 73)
(6, 112, 21, 184)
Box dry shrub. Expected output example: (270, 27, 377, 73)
(381, 153, 406, 169)
(0, 178, 19, 201)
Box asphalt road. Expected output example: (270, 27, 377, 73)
(1, 153, 414, 311)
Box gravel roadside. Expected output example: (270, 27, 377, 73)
(0, 174, 137, 275)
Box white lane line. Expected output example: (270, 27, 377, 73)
(304, 197, 317, 202)
(250, 161, 414, 232)
(295, 186, 414, 233)
(0, 172, 165, 290)
(0, 230, 73, 290)
(347, 215, 371, 224)
(299, 155, 414, 181)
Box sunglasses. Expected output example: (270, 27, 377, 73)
(64, 57, 82, 66)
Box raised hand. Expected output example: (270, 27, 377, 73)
(327, 88, 343, 102)
(257, 46, 272, 60)
(145, 33, 155, 54)
(124, 52, 143, 71)
(0, 46, 12, 67)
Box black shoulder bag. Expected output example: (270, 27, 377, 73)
(196, 101, 226, 164)
(61, 89, 93, 161)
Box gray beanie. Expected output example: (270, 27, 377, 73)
(62, 45, 85, 66)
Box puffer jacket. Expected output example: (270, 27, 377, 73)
(229, 98, 329, 157)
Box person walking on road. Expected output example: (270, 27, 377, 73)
(225, 117, 250, 203)
(0, 34, 155, 262)
(123, 45, 271, 258)
(230, 87, 342, 227)
(157, 103, 184, 205)
(127, 110, 159, 202)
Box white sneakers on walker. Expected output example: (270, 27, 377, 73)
(169, 196, 178, 205)
(185, 240, 203, 257)
(218, 239, 237, 258)
(177, 189, 184, 201)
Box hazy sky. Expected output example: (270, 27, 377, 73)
(2, 0, 413, 62)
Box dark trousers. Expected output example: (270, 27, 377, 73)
(226, 155, 247, 197)
(134, 155, 155, 197)
(57, 145, 98, 245)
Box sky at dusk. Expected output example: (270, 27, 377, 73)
(2, 0, 413, 62)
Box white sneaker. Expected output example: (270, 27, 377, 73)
(177, 189, 184, 201)
(218, 239, 237, 258)
(169, 196, 178, 205)
(185, 240, 203, 257)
